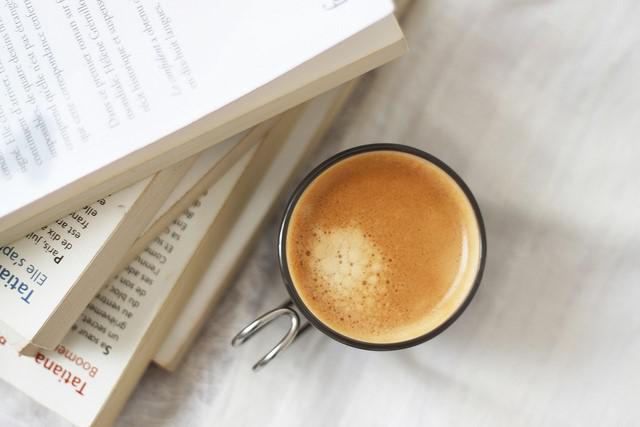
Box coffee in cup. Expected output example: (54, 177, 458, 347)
(282, 146, 484, 345)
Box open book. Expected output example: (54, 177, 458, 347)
(0, 1, 405, 244)
(0, 128, 263, 356)
(0, 158, 191, 355)
(0, 132, 270, 426)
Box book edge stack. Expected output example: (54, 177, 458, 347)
(0, 2, 413, 425)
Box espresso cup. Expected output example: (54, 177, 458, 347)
(232, 144, 486, 370)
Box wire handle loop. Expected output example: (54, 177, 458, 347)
(231, 300, 301, 371)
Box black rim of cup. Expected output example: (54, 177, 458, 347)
(278, 143, 487, 351)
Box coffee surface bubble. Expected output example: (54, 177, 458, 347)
(286, 150, 481, 344)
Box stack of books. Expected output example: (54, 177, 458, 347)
(0, 1, 410, 425)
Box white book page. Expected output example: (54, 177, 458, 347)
(0, 143, 257, 427)
(156, 87, 340, 364)
(0, 179, 149, 344)
(0, 0, 393, 218)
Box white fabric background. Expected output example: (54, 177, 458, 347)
(2, 0, 640, 425)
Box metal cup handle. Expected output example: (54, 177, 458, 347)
(231, 299, 311, 371)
